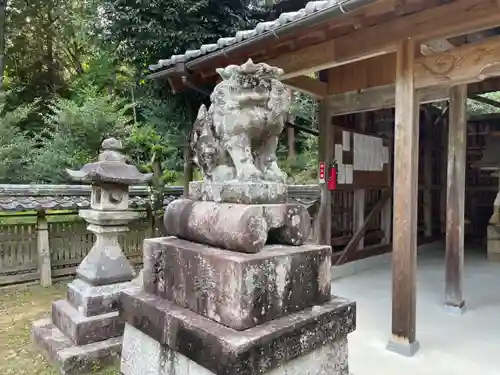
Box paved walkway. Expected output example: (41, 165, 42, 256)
(332, 246, 500, 375)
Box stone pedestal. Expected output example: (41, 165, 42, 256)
(32, 282, 131, 374)
(120, 237, 355, 375)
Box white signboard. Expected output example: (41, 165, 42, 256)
(353, 133, 387, 172)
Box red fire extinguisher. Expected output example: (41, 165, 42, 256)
(328, 160, 338, 191)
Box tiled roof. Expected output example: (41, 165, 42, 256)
(0, 184, 320, 212)
(0, 195, 178, 213)
(149, 0, 340, 72)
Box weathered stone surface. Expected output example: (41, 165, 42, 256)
(164, 199, 311, 253)
(189, 180, 287, 204)
(143, 237, 331, 330)
(67, 137, 152, 186)
(189, 60, 290, 184)
(67, 279, 133, 317)
(52, 300, 124, 346)
(76, 224, 135, 286)
(120, 288, 355, 375)
(121, 324, 348, 375)
(32, 318, 122, 375)
(79, 209, 142, 226)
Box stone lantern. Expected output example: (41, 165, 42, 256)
(32, 138, 152, 375)
(66, 137, 153, 285)
(473, 135, 500, 262)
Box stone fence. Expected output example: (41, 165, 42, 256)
(0, 184, 319, 287)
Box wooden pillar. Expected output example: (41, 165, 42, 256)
(353, 113, 366, 250)
(423, 109, 433, 238)
(440, 117, 449, 235)
(36, 211, 52, 287)
(387, 39, 420, 357)
(445, 85, 467, 314)
(318, 99, 332, 246)
(382, 135, 393, 245)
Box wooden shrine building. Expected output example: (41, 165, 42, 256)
(149, 0, 500, 357)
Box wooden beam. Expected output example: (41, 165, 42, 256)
(445, 85, 467, 314)
(266, 0, 500, 79)
(317, 98, 332, 246)
(327, 37, 500, 95)
(336, 190, 391, 266)
(469, 94, 500, 109)
(415, 35, 500, 88)
(328, 85, 449, 115)
(283, 76, 327, 98)
(388, 38, 420, 357)
(327, 53, 397, 95)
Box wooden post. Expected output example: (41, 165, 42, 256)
(36, 211, 52, 287)
(445, 85, 467, 314)
(382, 136, 393, 245)
(353, 113, 366, 250)
(318, 99, 332, 246)
(387, 38, 420, 357)
(423, 108, 433, 238)
(441, 117, 449, 235)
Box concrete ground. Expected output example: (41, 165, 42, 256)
(332, 245, 500, 375)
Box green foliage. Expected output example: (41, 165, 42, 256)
(468, 92, 500, 115)
(280, 135, 318, 184)
(26, 90, 132, 183)
(0, 94, 34, 183)
(100, 0, 264, 71)
(124, 94, 189, 185)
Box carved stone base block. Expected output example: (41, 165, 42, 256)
(51, 299, 123, 346)
(120, 289, 355, 375)
(67, 279, 133, 317)
(32, 318, 121, 375)
(121, 324, 348, 375)
(32, 281, 137, 374)
(143, 237, 331, 330)
(189, 180, 287, 204)
(387, 338, 420, 357)
(164, 199, 311, 253)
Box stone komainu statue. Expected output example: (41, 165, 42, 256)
(190, 59, 291, 183)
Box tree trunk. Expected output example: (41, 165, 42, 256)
(46, 1, 55, 93)
(287, 126, 296, 161)
(183, 96, 196, 197)
(183, 139, 194, 197)
(150, 150, 166, 236)
(0, 0, 7, 92)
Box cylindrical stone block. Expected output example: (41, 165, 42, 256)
(164, 199, 268, 253)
